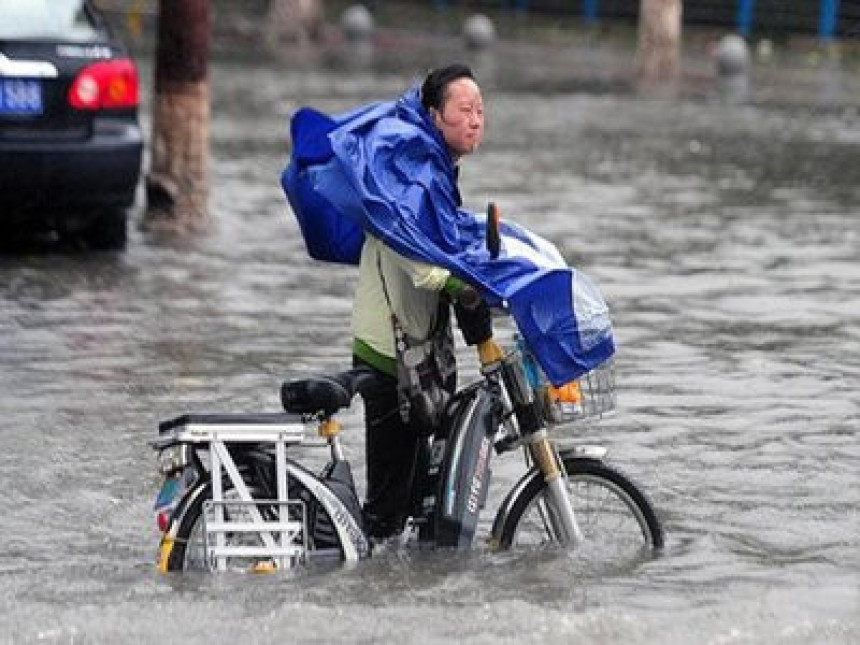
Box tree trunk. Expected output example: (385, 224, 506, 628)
(636, 0, 682, 89)
(144, 0, 210, 233)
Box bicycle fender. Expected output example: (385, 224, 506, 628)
(558, 445, 608, 461)
(284, 462, 371, 562)
(158, 480, 210, 572)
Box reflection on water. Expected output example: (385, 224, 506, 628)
(1, 34, 858, 644)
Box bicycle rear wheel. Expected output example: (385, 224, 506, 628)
(494, 457, 664, 556)
(163, 478, 346, 572)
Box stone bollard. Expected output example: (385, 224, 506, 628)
(342, 4, 374, 43)
(463, 14, 496, 51)
(714, 34, 750, 102)
(715, 34, 750, 78)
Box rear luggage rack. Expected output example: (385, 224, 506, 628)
(159, 412, 309, 571)
(157, 412, 306, 444)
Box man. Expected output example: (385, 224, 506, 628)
(282, 62, 615, 540)
(351, 64, 492, 540)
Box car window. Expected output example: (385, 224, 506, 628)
(0, 0, 101, 42)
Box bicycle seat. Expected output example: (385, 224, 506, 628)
(281, 367, 375, 416)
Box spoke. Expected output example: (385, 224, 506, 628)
(512, 473, 653, 553)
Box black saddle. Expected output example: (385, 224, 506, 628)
(281, 367, 375, 417)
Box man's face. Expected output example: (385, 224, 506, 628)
(432, 78, 484, 160)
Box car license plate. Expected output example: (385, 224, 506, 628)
(0, 78, 43, 115)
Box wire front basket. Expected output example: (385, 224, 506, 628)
(510, 333, 616, 426)
(542, 359, 616, 425)
(577, 360, 617, 418)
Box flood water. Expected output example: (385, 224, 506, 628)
(2, 35, 859, 644)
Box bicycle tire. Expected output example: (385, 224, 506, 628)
(494, 457, 664, 553)
(163, 476, 347, 572)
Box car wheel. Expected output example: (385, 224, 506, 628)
(82, 208, 128, 250)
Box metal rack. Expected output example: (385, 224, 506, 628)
(161, 413, 309, 571)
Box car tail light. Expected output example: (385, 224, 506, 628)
(68, 58, 139, 110)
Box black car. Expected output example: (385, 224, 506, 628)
(0, 0, 143, 249)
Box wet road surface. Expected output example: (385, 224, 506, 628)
(1, 34, 858, 644)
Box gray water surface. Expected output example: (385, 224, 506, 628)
(1, 45, 858, 644)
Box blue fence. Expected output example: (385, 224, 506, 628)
(430, 1, 859, 39)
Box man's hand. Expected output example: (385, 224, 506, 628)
(457, 285, 481, 310)
(454, 291, 492, 346)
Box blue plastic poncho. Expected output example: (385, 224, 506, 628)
(281, 87, 614, 385)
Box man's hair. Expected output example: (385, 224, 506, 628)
(420, 64, 476, 111)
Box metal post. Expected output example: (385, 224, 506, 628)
(210, 441, 225, 571)
(819, 0, 840, 41)
(583, 0, 599, 25)
(736, 0, 755, 37)
(276, 438, 289, 569)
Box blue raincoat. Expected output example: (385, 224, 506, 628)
(281, 87, 614, 385)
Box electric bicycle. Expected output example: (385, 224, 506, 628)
(152, 331, 664, 573)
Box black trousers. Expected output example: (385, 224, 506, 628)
(351, 302, 489, 538)
(353, 356, 420, 539)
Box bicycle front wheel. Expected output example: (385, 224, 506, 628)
(494, 457, 664, 556)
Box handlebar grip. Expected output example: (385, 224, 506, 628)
(487, 203, 501, 259)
